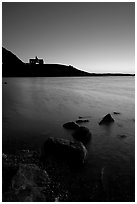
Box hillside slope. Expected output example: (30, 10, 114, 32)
(2, 47, 91, 77)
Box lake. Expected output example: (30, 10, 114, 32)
(2, 76, 135, 201)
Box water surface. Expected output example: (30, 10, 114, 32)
(2, 76, 135, 201)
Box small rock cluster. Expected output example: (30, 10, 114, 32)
(62, 118, 92, 162)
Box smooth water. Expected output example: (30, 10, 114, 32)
(2, 76, 135, 201)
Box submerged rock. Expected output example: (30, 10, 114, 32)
(99, 114, 114, 125)
(117, 123, 123, 127)
(76, 119, 89, 124)
(63, 122, 79, 130)
(113, 112, 120, 115)
(44, 137, 87, 164)
(72, 126, 91, 144)
(79, 116, 91, 119)
(118, 134, 127, 138)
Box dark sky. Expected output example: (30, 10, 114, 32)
(2, 2, 135, 73)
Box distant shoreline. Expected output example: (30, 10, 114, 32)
(2, 47, 135, 77)
(2, 73, 135, 77)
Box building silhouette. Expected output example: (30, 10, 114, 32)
(29, 56, 44, 64)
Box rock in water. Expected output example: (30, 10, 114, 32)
(113, 112, 120, 115)
(44, 137, 87, 164)
(76, 119, 89, 124)
(99, 114, 114, 125)
(72, 126, 91, 144)
(118, 134, 127, 138)
(63, 122, 79, 130)
(9, 164, 51, 202)
(2, 151, 54, 202)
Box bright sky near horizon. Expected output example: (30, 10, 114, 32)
(2, 2, 135, 73)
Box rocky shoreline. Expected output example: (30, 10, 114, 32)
(3, 113, 127, 202)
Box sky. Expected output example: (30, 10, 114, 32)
(2, 2, 135, 73)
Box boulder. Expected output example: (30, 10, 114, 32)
(72, 126, 91, 144)
(5, 164, 51, 202)
(99, 114, 114, 125)
(44, 137, 87, 164)
(2, 150, 54, 202)
(113, 112, 120, 115)
(63, 122, 79, 130)
(3, 150, 69, 202)
(76, 119, 89, 124)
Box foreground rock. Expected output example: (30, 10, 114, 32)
(72, 126, 92, 144)
(2, 150, 54, 202)
(99, 114, 114, 125)
(63, 122, 79, 130)
(44, 137, 87, 164)
(5, 164, 51, 202)
(76, 119, 89, 124)
(2, 150, 41, 192)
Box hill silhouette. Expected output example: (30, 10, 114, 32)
(2, 47, 134, 77)
(2, 47, 24, 66)
(2, 47, 93, 77)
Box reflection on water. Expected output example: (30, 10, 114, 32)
(2, 76, 135, 201)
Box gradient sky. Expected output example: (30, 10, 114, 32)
(2, 2, 135, 73)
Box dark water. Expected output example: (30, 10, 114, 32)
(2, 77, 135, 201)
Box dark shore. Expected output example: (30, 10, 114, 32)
(2, 114, 135, 202)
(3, 121, 92, 202)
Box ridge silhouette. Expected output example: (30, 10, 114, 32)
(2, 47, 135, 77)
